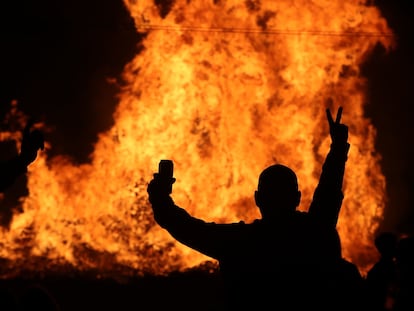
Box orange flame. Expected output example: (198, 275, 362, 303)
(0, 0, 394, 278)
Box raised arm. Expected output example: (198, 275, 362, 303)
(147, 161, 238, 259)
(0, 121, 44, 192)
(308, 107, 350, 227)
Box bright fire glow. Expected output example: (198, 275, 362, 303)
(0, 0, 394, 278)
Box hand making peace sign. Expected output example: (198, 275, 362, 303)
(326, 106, 348, 145)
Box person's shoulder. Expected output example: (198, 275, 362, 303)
(293, 210, 311, 222)
(218, 220, 248, 227)
(247, 219, 261, 227)
(249, 219, 267, 228)
(295, 210, 308, 216)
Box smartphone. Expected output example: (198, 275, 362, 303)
(158, 159, 174, 194)
(158, 159, 174, 179)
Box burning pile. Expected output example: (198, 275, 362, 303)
(0, 0, 394, 278)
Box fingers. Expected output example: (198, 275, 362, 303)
(326, 107, 343, 126)
(335, 107, 343, 124)
(326, 108, 334, 127)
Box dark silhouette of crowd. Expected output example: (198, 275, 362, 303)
(366, 231, 399, 310)
(148, 107, 358, 310)
(1, 109, 413, 310)
(148, 107, 414, 311)
(364, 231, 414, 311)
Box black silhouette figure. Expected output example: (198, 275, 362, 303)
(365, 231, 399, 311)
(393, 235, 414, 311)
(0, 120, 44, 192)
(0, 285, 19, 311)
(147, 107, 350, 310)
(336, 256, 366, 301)
(18, 283, 60, 311)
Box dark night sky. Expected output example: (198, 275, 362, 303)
(0, 0, 141, 160)
(0, 1, 413, 235)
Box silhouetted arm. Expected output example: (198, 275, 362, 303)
(0, 121, 44, 192)
(19, 120, 44, 167)
(308, 107, 350, 227)
(0, 157, 28, 192)
(147, 173, 241, 259)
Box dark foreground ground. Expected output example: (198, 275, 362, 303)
(0, 267, 227, 311)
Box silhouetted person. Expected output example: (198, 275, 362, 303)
(18, 283, 60, 311)
(365, 231, 398, 311)
(0, 120, 44, 192)
(0, 285, 19, 311)
(147, 107, 350, 310)
(337, 257, 366, 298)
(0, 121, 44, 310)
(393, 235, 414, 311)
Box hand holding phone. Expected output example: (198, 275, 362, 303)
(158, 159, 174, 179)
(157, 159, 175, 194)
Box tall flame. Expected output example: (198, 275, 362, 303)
(0, 0, 394, 278)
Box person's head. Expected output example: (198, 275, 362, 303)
(254, 164, 301, 218)
(374, 231, 397, 259)
(396, 235, 414, 269)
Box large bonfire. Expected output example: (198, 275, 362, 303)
(0, 0, 394, 278)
